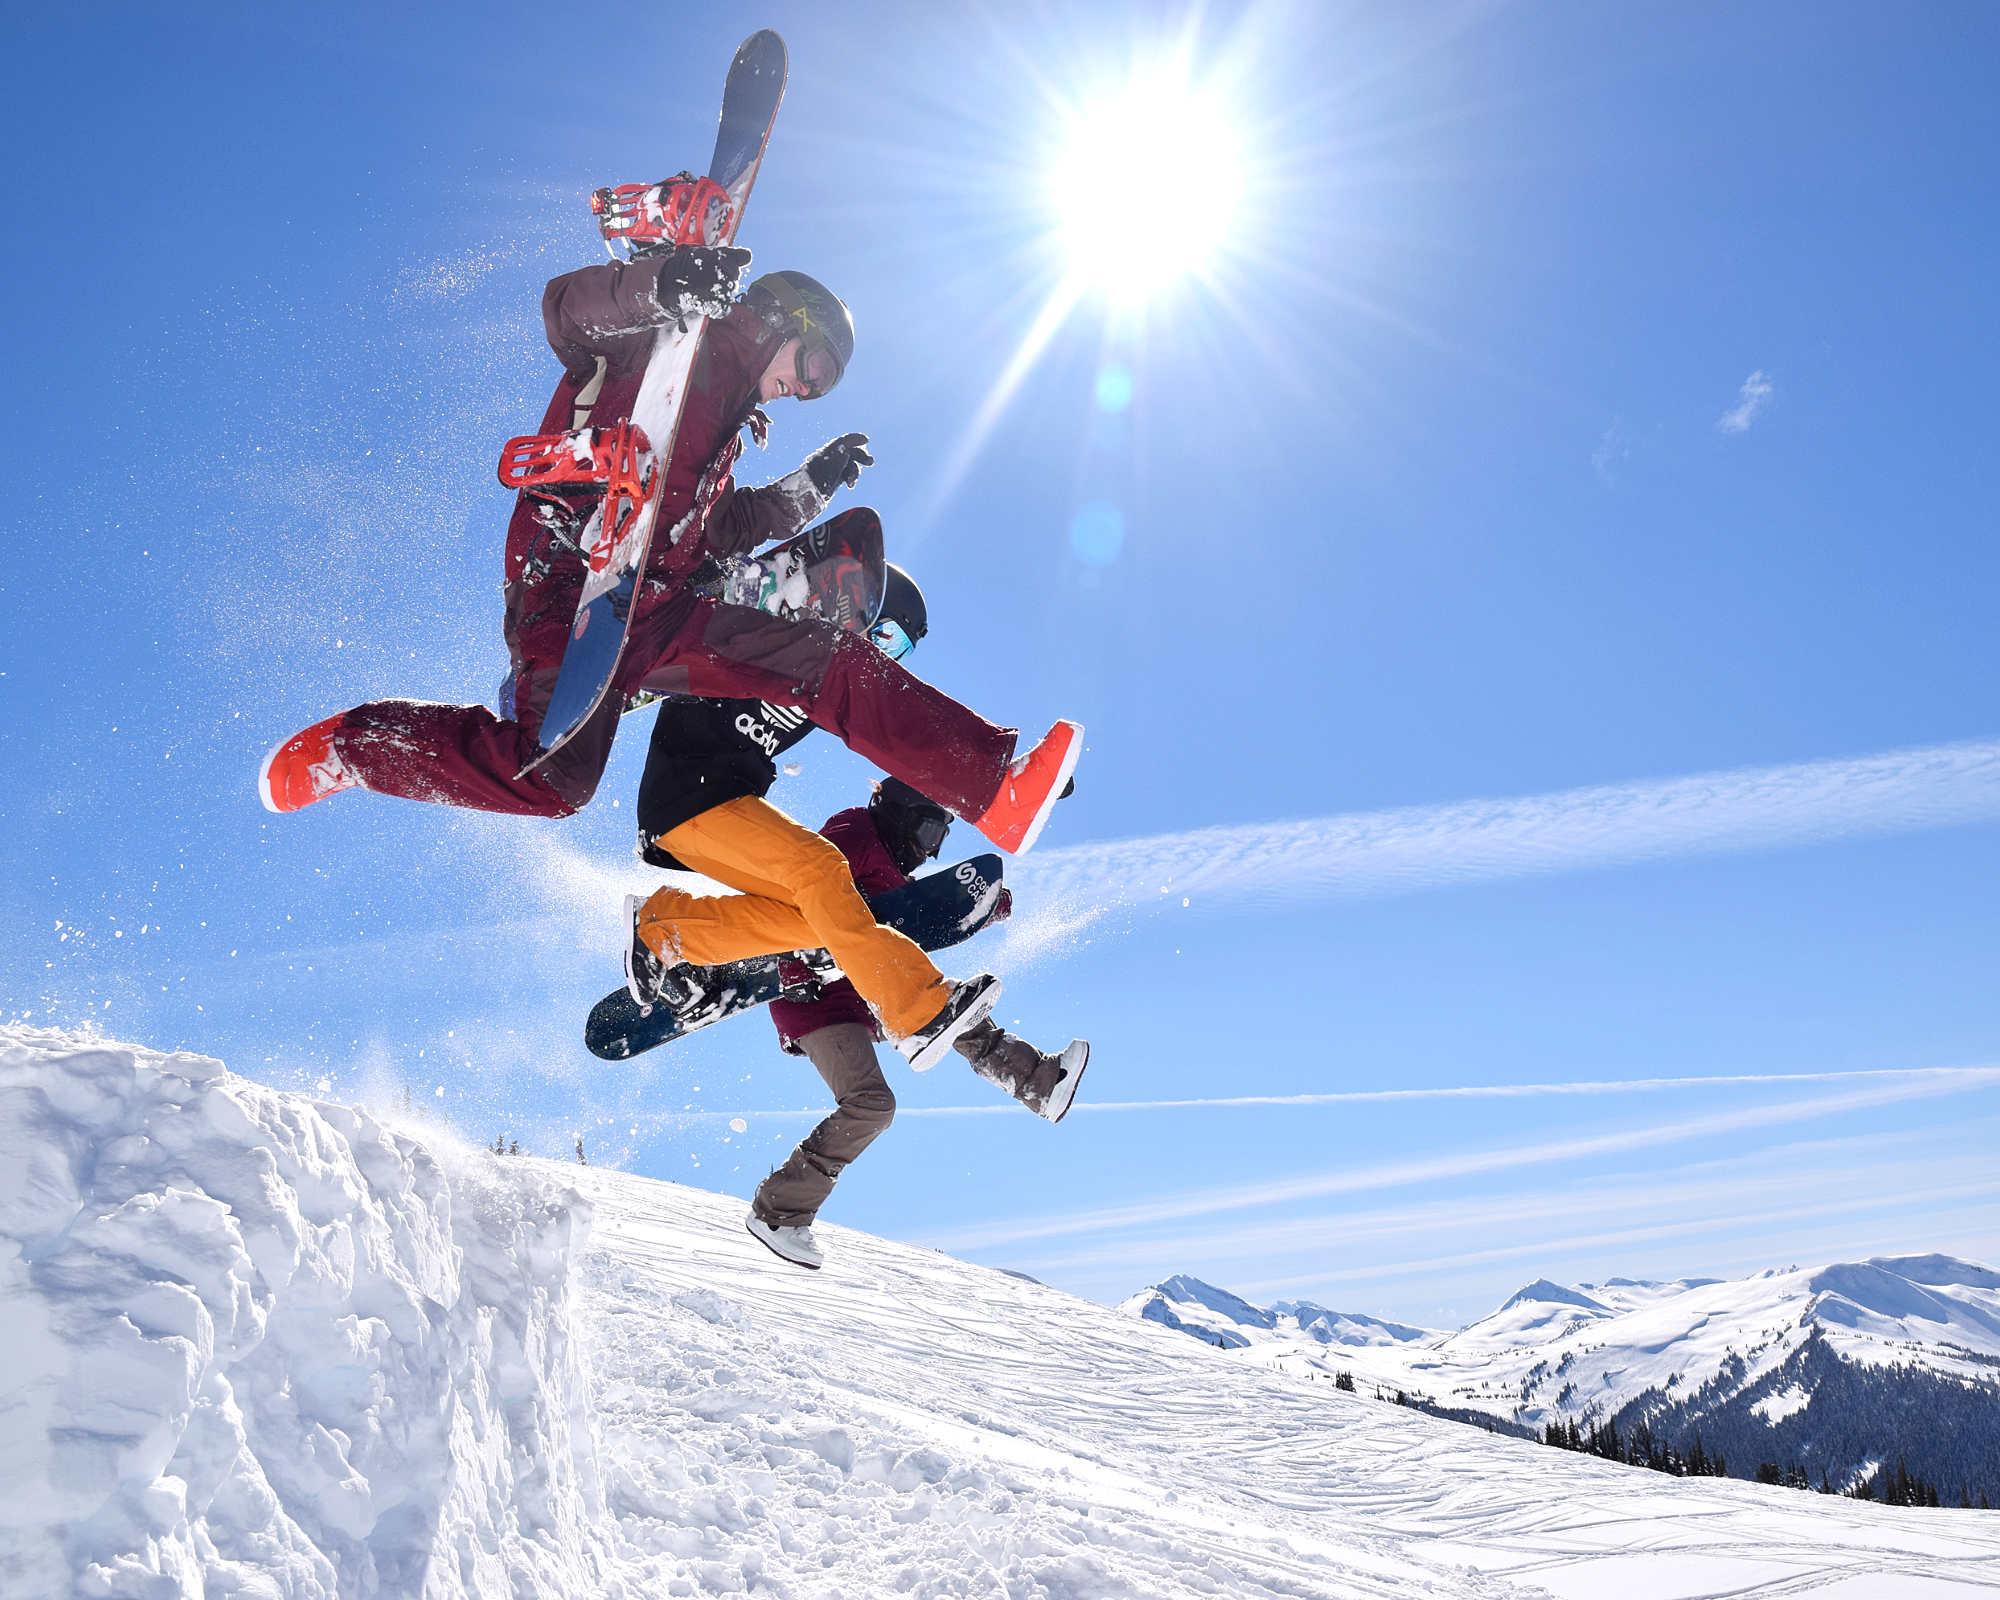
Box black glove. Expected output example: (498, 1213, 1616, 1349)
(651, 245, 753, 317)
(804, 433, 874, 498)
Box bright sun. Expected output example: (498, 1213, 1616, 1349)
(1052, 76, 1243, 300)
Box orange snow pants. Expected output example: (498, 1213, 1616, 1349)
(637, 796, 951, 1042)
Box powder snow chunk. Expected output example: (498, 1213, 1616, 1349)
(670, 1287, 745, 1326)
(0, 1024, 603, 1599)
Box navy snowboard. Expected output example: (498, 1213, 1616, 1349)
(586, 854, 1009, 1060)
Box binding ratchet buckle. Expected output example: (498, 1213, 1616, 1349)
(497, 422, 656, 574)
(590, 172, 733, 255)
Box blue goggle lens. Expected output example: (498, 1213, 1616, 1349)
(869, 618, 915, 661)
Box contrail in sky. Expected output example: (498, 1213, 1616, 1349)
(920, 1067, 2000, 1251)
(662, 1064, 1999, 1125)
(504, 735, 2000, 968)
(995, 736, 2000, 959)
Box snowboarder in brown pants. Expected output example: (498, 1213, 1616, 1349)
(742, 781, 1087, 1270)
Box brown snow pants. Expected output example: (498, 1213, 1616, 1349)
(752, 1024, 895, 1228)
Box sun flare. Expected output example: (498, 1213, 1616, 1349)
(1052, 76, 1243, 300)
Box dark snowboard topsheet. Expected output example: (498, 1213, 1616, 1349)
(586, 853, 1008, 1061)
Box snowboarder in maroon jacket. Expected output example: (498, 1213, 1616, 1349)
(746, 780, 1088, 1271)
(256, 248, 1080, 857)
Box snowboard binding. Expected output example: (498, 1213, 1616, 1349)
(591, 172, 734, 258)
(497, 422, 657, 575)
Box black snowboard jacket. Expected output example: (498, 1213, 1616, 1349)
(635, 694, 818, 867)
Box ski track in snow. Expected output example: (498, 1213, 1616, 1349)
(5, 1026, 1999, 1599)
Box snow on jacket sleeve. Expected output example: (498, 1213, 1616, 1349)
(700, 474, 823, 559)
(768, 805, 911, 1053)
(541, 259, 682, 382)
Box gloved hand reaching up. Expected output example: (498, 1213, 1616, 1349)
(805, 433, 874, 497)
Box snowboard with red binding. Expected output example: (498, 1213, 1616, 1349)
(525, 30, 788, 774)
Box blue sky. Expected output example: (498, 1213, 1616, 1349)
(3, 0, 1996, 1327)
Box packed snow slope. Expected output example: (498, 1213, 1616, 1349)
(7, 1028, 2000, 1599)
(1121, 1259, 2000, 1497)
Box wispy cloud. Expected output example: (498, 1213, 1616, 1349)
(920, 1067, 2000, 1251)
(1591, 419, 1630, 481)
(1004, 1120, 2000, 1279)
(1718, 368, 1775, 433)
(996, 736, 2000, 962)
(493, 737, 2000, 975)
(881, 1064, 2000, 1118)
(1229, 1180, 2000, 1301)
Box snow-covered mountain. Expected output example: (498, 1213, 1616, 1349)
(1119, 1273, 1434, 1350)
(7, 1025, 2000, 1600)
(1120, 1256, 2000, 1501)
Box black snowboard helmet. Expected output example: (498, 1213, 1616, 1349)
(869, 562, 928, 660)
(871, 776, 952, 874)
(748, 270, 854, 398)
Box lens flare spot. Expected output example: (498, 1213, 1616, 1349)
(1070, 502, 1126, 567)
(1095, 363, 1134, 413)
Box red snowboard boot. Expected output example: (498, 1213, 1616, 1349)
(259, 714, 363, 814)
(970, 720, 1082, 855)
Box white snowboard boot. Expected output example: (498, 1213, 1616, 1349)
(746, 1215, 825, 1270)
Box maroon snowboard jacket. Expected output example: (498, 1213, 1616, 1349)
(501, 257, 815, 699)
(768, 805, 907, 1053)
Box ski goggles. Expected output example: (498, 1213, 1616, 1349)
(793, 341, 843, 400)
(868, 617, 916, 661)
(910, 811, 951, 858)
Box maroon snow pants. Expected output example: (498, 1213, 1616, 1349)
(331, 591, 1017, 820)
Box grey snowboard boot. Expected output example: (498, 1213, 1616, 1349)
(896, 973, 1002, 1072)
(955, 1019, 1089, 1123)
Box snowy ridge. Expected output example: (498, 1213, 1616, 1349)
(0, 1026, 608, 1598)
(1120, 1261, 2000, 1497)
(7, 1029, 2000, 1598)
(1118, 1276, 1431, 1352)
